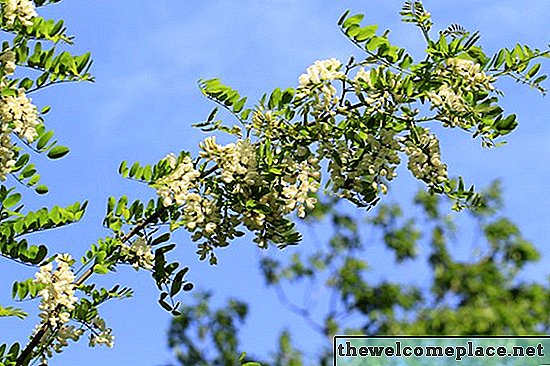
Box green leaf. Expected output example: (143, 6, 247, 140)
(36, 130, 54, 150)
(207, 107, 218, 122)
(47, 145, 70, 159)
(338, 10, 351, 26)
(35, 185, 49, 195)
(170, 270, 185, 297)
(158, 292, 173, 311)
(129, 162, 140, 178)
(533, 75, 547, 84)
(343, 14, 364, 29)
(119, 160, 129, 177)
(93, 265, 109, 274)
(152, 233, 171, 246)
(12, 154, 30, 172)
(233, 97, 247, 113)
(354, 25, 378, 42)
(0, 305, 28, 319)
(7, 342, 20, 359)
(3, 193, 21, 208)
(494, 49, 505, 68)
(494, 114, 517, 133)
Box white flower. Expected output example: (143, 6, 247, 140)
(36, 324, 84, 362)
(204, 222, 217, 234)
(446, 58, 494, 91)
(326, 128, 400, 199)
(352, 67, 373, 89)
(89, 317, 115, 348)
(0, 50, 16, 75)
(298, 58, 344, 87)
(2, 0, 37, 27)
(0, 88, 40, 142)
(164, 152, 178, 169)
(51, 325, 84, 353)
(34, 254, 78, 329)
(427, 84, 467, 115)
(242, 210, 266, 231)
(282, 158, 321, 218)
(181, 194, 219, 234)
(200, 137, 259, 187)
(121, 237, 154, 271)
(402, 129, 448, 187)
(296, 58, 344, 101)
(427, 58, 495, 129)
(155, 154, 200, 207)
(0, 122, 15, 180)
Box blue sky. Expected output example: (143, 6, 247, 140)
(1, 0, 549, 365)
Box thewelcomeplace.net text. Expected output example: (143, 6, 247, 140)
(336, 340, 545, 362)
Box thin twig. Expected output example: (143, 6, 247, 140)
(274, 284, 325, 335)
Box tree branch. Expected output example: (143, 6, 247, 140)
(15, 209, 163, 366)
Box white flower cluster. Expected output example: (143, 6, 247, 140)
(0, 122, 15, 180)
(156, 154, 200, 207)
(401, 129, 448, 187)
(298, 58, 344, 87)
(446, 58, 495, 91)
(200, 137, 259, 188)
(197, 136, 264, 235)
(252, 109, 281, 139)
(0, 50, 16, 75)
(0, 88, 40, 142)
(427, 58, 495, 128)
(2, 0, 37, 27)
(353, 67, 373, 89)
(180, 192, 219, 234)
(328, 128, 401, 197)
(427, 84, 466, 113)
(282, 157, 321, 218)
(155, 154, 223, 237)
(121, 237, 154, 271)
(296, 58, 344, 108)
(88, 317, 114, 348)
(34, 254, 78, 329)
(0, 50, 40, 180)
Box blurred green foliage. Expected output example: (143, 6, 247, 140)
(167, 181, 550, 365)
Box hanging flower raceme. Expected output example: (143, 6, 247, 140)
(426, 57, 496, 128)
(155, 154, 200, 207)
(282, 157, 321, 218)
(88, 317, 114, 348)
(120, 237, 155, 271)
(0, 88, 41, 142)
(33, 255, 115, 362)
(296, 58, 344, 115)
(298, 58, 345, 89)
(2, 0, 37, 28)
(0, 122, 15, 180)
(446, 58, 495, 91)
(427, 84, 467, 112)
(34, 254, 78, 329)
(0, 78, 40, 181)
(200, 136, 259, 189)
(326, 128, 401, 200)
(0, 50, 16, 75)
(353, 67, 373, 89)
(401, 128, 448, 188)
(251, 109, 281, 139)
